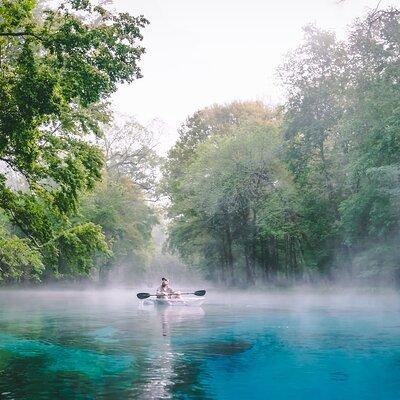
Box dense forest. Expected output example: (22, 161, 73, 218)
(0, 0, 157, 283)
(163, 8, 400, 286)
(0, 1, 399, 286)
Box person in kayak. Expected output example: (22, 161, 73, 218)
(156, 278, 181, 299)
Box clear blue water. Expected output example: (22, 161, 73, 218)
(0, 289, 399, 399)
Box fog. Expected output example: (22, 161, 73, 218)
(2, 1, 400, 397)
(2, 286, 399, 313)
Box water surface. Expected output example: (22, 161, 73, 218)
(0, 289, 399, 399)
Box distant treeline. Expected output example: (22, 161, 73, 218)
(163, 8, 400, 286)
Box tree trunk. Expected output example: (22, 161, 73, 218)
(225, 225, 235, 285)
(244, 245, 255, 285)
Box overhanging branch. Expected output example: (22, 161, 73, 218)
(0, 31, 43, 41)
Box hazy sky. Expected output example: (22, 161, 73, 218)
(112, 0, 396, 152)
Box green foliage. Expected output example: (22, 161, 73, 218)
(80, 176, 157, 282)
(281, 7, 400, 282)
(164, 102, 302, 284)
(0, 225, 43, 283)
(165, 8, 400, 286)
(0, 0, 148, 282)
(100, 117, 161, 199)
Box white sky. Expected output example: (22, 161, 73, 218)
(111, 0, 397, 153)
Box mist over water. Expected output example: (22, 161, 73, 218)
(0, 288, 399, 399)
(1, 0, 400, 398)
(3, 285, 400, 309)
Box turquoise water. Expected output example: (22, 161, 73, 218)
(0, 290, 399, 399)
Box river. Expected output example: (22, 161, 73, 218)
(0, 289, 399, 399)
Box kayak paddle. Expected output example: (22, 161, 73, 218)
(137, 290, 206, 300)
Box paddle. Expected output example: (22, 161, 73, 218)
(137, 290, 206, 300)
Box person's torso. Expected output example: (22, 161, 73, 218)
(158, 285, 173, 293)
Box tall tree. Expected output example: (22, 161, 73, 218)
(80, 175, 157, 282)
(281, 8, 400, 283)
(79, 116, 159, 283)
(338, 8, 400, 282)
(279, 25, 349, 275)
(0, 0, 148, 280)
(164, 102, 303, 285)
(100, 116, 161, 200)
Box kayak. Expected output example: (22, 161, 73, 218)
(142, 297, 205, 307)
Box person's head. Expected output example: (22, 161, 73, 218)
(161, 277, 169, 287)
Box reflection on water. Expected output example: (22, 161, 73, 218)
(136, 305, 205, 399)
(157, 305, 205, 337)
(0, 289, 398, 399)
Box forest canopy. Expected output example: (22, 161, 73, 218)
(1, 2, 399, 287)
(163, 7, 400, 286)
(0, 0, 154, 282)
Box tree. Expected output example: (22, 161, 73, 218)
(280, 8, 400, 283)
(165, 7, 400, 286)
(0, 0, 148, 280)
(164, 102, 303, 285)
(79, 175, 157, 283)
(0, 213, 43, 282)
(337, 8, 400, 283)
(279, 25, 349, 275)
(100, 116, 161, 200)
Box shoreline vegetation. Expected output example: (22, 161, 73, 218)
(0, 1, 399, 288)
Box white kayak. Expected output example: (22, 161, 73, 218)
(143, 297, 205, 307)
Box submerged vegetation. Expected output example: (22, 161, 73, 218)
(0, 1, 399, 286)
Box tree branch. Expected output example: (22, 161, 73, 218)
(0, 32, 43, 41)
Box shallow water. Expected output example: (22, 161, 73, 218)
(0, 289, 399, 399)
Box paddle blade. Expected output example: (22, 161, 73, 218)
(194, 290, 206, 297)
(137, 292, 151, 299)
